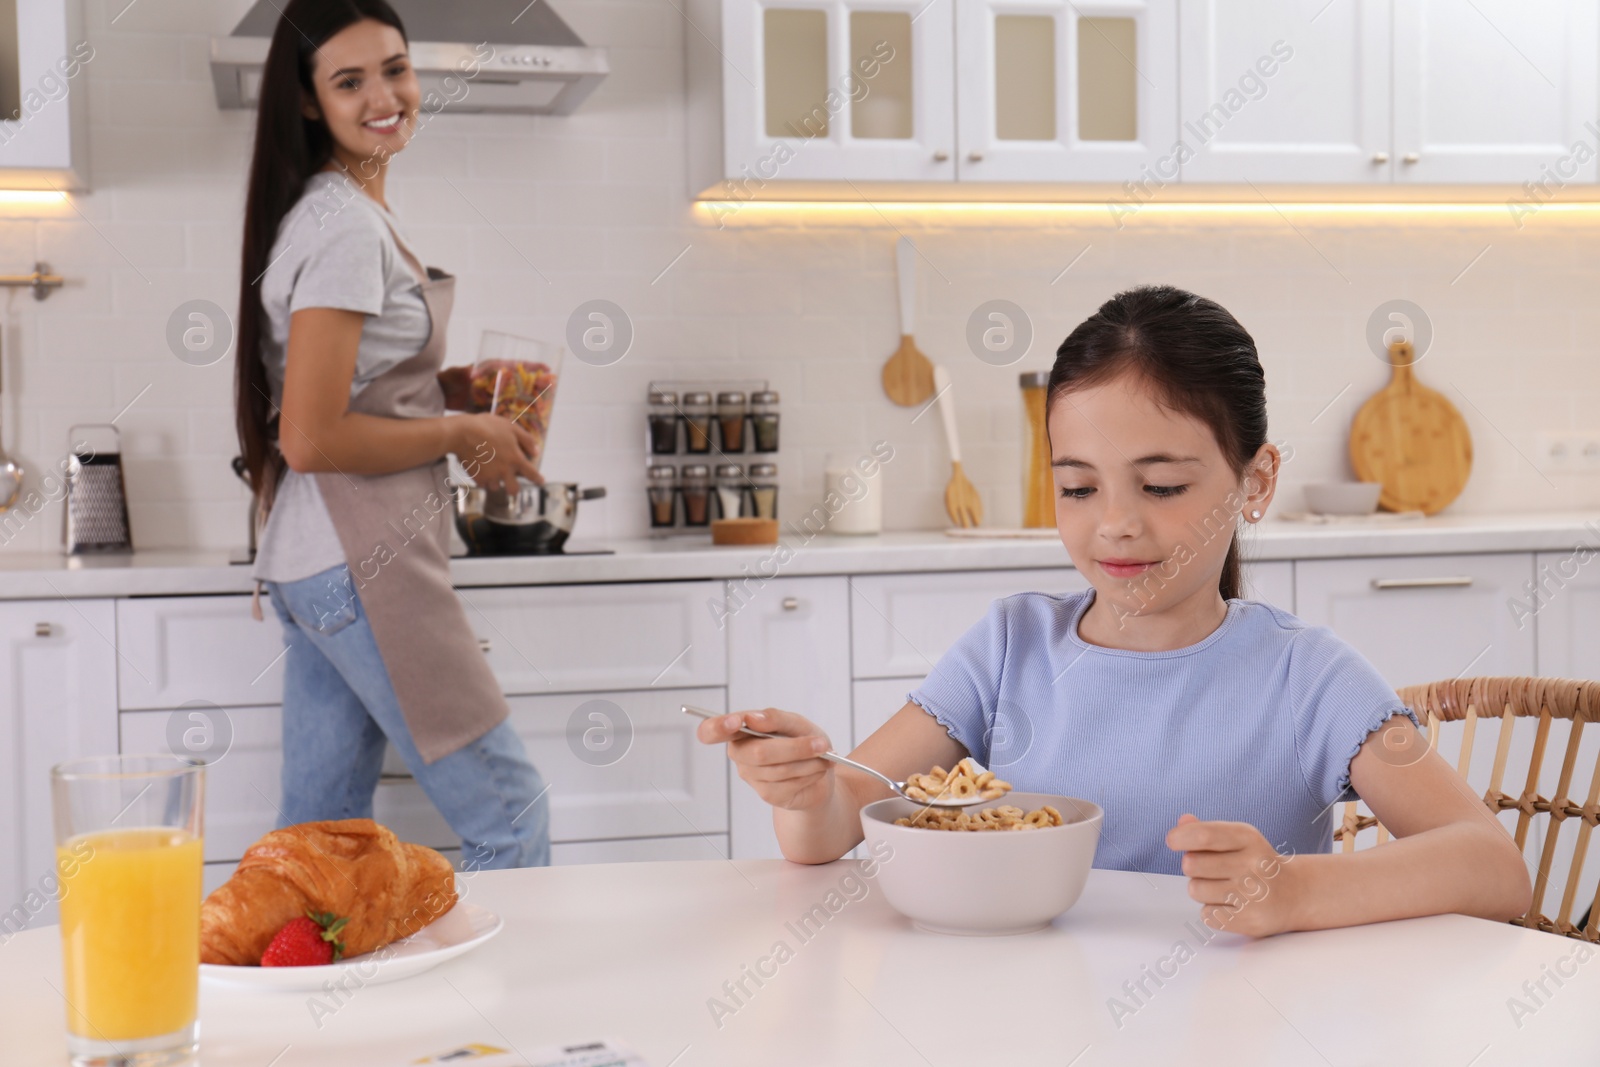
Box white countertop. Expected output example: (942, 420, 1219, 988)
(2, 859, 1594, 1066)
(0, 511, 1593, 600)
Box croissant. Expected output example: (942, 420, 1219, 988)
(201, 818, 457, 965)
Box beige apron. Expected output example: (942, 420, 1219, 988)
(311, 215, 508, 764)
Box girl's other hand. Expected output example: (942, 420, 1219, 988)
(1166, 813, 1301, 936)
(451, 413, 542, 496)
(696, 709, 836, 813)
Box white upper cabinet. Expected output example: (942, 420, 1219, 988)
(1177, 0, 1390, 183)
(0, 0, 89, 189)
(1392, 0, 1598, 184)
(700, 0, 1600, 189)
(955, 0, 1179, 181)
(720, 0, 957, 181)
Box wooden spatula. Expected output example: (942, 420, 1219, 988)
(882, 237, 935, 406)
(933, 364, 982, 527)
(1348, 340, 1472, 515)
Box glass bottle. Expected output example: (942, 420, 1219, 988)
(749, 462, 778, 520)
(682, 392, 713, 454)
(1020, 371, 1053, 528)
(714, 463, 746, 520)
(750, 390, 780, 452)
(680, 463, 712, 526)
(646, 464, 678, 528)
(647, 390, 679, 455)
(716, 391, 747, 452)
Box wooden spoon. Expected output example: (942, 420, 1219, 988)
(933, 364, 982, 528)
(1348, 340, 1472, 515)
(882, 237, 935, 406)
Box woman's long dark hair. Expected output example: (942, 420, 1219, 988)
(1047, 285, 1268, 601)
(235, 0, 407, 510)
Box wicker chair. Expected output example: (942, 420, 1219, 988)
(1333, 677, 1600, 942)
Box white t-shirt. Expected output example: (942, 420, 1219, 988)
(252, 169, 434, 583)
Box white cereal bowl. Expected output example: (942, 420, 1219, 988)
(859, 792, 1103, 936)
(1303, 481, 1383, 516)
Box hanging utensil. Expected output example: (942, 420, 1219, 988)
(0, 328, 23, 511)
(881, 237, 935, 406)
(1349, 339, 1472, 515)
(933, 364, 982, 528)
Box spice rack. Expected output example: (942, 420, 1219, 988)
(644, 379, 781, 538)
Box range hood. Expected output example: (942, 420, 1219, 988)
(210, 0, 608, 115)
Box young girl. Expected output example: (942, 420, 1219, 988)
(699, 285, 1531, 936)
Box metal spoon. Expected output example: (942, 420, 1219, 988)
(681, 704, 994, 808)
(0, 331, 23, 511)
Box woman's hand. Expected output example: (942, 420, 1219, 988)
(1167, 814, 1301, 936)
(448, 413, 542, 496)
(438, 366, 473, 412)
(696, 709, 836, 812)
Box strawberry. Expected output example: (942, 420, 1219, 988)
(260, 911, 349, 967)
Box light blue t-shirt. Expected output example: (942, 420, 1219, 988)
(908, 589, 1418, 876)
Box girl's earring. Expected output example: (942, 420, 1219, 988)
(1249, 509, 1262, 521)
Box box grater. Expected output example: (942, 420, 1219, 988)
(64, 424, 132, 553)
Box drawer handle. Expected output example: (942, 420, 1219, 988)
(478, 637, 492, 654)
(379, 771, 415, 783)
(782, 597, 800, 612)
(34, 622, 52, 637)
(1371, 576, 1474, 590)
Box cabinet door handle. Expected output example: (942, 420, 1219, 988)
(782, 597, 800, 611)
(1371, 576, 1473, 590)
(34, 622, 52, 637)
(932, 150, 950, 162)
(967, 151, 984, 162)
(1402, 152, 1420, 164)
(478, 637, 492, 653)
(1371, 151, 1389, 164)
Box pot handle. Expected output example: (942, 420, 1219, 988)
(580, 486, 607, 501)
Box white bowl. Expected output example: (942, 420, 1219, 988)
(859, 792, 1103, 936)
(1303, 481, 1382, 516)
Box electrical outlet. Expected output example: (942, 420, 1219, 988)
(1535, 431, 1600, 474)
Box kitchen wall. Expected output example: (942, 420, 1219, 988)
(0, 0, 1594, 554)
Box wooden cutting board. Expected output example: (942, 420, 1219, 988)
(1348, 340, 1472, 515)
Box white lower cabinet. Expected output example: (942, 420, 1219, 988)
(851, 568, 1086, 679)
(726, 576, 851, 859)
(552, 834, 730, 865)
(122, 686, 729, 865)
(1293, 553, 1535, 690)
(116, 595, 288, 709)
(1241, 559, 1293, 611)
(0, 599, 118, 931)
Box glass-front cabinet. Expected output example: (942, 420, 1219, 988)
(701, 0, 1600, 190)
(721, 0, 957, 181)
(955, 0, 1178, 182)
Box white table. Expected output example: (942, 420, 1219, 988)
(3, 860, 1596, 1066)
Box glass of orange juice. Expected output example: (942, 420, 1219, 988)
(51, 755, 204, 1067)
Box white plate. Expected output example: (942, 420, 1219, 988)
(200, 902, 502, 991)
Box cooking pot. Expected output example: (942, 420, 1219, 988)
(454, 481, 605, 556)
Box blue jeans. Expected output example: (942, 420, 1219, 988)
(265, 564, 550, 869)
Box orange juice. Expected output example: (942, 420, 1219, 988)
(56, 827, 203, 1041)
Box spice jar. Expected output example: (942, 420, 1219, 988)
(714, 463, 746, 520)
(680, 463, 712, 526)
(1020, 371, 1053, 528)
(647, 390, 679, 455)
(715, 391, 747, 453)
(683, 391, 713, 454)
(646, 464, 678, 528)
(748, 462, 778, 520)
(750, 390, 780, 453)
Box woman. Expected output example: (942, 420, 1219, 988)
(234, 0, 550, 868)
